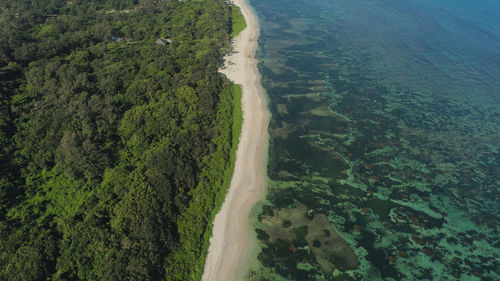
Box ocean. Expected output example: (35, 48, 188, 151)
(247, 0, 500, 280)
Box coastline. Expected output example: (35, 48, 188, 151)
(201, 0, 270, 280)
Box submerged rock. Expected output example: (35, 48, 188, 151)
(262, 204, 358, 274)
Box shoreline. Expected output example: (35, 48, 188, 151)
(201, 0, 270, 280)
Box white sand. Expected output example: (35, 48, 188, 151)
(201, 0, 269, 280)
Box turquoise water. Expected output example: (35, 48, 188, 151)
(248, 0, 500, 280)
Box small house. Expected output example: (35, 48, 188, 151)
(155, 38, 172, 46)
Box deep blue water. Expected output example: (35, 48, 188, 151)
(249, 0, 500, 280)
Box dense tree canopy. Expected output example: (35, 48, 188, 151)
(0, 0, 243, 280)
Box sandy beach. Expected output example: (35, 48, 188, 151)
(201, 0, 269, 280)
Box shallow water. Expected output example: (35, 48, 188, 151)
(247, 0, 500, 280)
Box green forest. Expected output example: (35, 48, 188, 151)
(0, 0, 243, 280)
